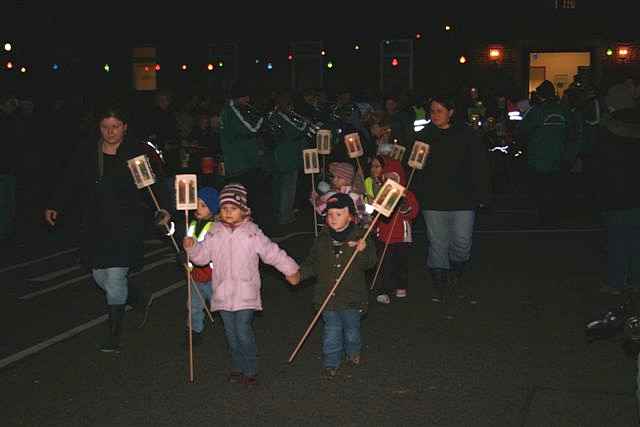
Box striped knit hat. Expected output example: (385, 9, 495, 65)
(218, 183, 249, 212)
(328, 162, 354, 183)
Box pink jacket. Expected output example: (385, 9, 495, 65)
(186, 220, 299, 312)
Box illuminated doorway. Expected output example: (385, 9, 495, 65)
(528, 52, 591, 97)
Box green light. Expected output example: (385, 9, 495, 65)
(327, 61, 334, 69)
(606, 48, 613, 56)
(103, 64, 110, 72)
(218, 61, 224, 67)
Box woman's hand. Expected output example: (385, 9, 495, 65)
(44, 209, 58, 226)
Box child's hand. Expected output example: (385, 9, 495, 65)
(348, 239, 367, 252)
(183, 237, 196, 249)
(286, 271, 301, 286)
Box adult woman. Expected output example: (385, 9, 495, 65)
(44, 103, 167, 352)
(414, 95, 490, 303)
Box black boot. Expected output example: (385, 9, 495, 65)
(127, 283, 151, 311)
(449, 261, 466, 298)
(100, 305, 125, 353)
(430, 270, 449, 303)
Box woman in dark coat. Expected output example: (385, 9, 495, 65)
(44, 103, 167, 352)
(414, 94, 490, 303)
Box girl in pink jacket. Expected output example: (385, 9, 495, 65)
(184, 183, 299, 386)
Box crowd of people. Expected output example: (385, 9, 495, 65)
(2, 70, 638, 384)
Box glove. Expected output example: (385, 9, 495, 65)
(154, 209, 171, 227)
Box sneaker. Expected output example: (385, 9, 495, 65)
(241, 374, 258, 386)
(323, 367, 338, 379)
(228, 371, 243, 383)
(346, 354, 361, 367)
(395, 289, 407, 298)
(376, 294, 391, 304)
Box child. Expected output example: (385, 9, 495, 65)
(184, 187, 219, 346)
(183, 183, 299, 386)
(364, 155, 386, 204)
(290, 193, 377, 378)
(311, 162, 366, 224)
(375, 159, 420, 303)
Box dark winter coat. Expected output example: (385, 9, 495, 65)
(48, 138, 167, 270)
(414, 123, 490, 210)
(299, 226, 377, 311)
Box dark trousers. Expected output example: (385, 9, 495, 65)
(528, 169, 566, 225)
(381, 242, 410, 292)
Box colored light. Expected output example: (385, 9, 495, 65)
(6, 61, 13, 69)
(606, 48, 613, 56)
(103, 64, 110, 72)
(489, 48, 502, 59)
(4, 43, 12, 51)
(327, 61, 333, 69)
(459, 55, 467, 64)
(155, 64, 161, 71)
(287, 54, 293, 61)
(618, 47, 629, 57)
(181, 64, 188, 70)
(445, 25, 452, 31)
(267, 62, 273, 70)
(52, 63, 60, 70)
(207, 63, 214, 71)
(320, 50, 326, 56)
(20, 66, 26, 73)
(218, 61, 224, 67)
(144, 65, 150, 72)
(391, 57, 399, 67)
(415, 33, 422, 39)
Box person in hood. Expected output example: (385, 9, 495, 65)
(595, 83, 640, 296)
(374, 159, 420, 303)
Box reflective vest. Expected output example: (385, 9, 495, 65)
(187, 220, 214, 271)
(187, 220, 213, 242)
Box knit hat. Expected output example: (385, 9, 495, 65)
(328, 162, 355, 184)
(323, 192, 357, 216)
(606, 83, 636, 112)
(198, 187, 220, 215)
(219, 183, 249, 212)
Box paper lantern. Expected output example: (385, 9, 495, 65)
(408, 141, 430, 170)
(371, 179, 405, 217)
(127, 155, 156, 189)
(344, 132, 363, 158)
(316, 129, 332, 154)
(389, 144, 406, 161)
(175, 174, 198, 210)
(303, 149, 320, 174)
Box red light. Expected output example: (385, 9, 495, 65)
(154, 64, 161, 71)
(287, 54, 293, 61)
(181, 64, 188, 71)
(415, 33, 422, 39)
(6, 61, 13, 69)
(618, 47, 630, 58)
(144, 65, 149, 72)
(391, 58, 399, 67)
(207, 63, 214, 71)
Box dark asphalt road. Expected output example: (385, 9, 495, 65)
(0, 197, 637, 426)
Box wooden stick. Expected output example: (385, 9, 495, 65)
(321, 155, 326, 181)
(355, 157, 366, 190)
(288, 212, 382, 363)
(185, 210, 194, 383)
(311, 173, 318, 237)
(370, 168, 417, 291)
